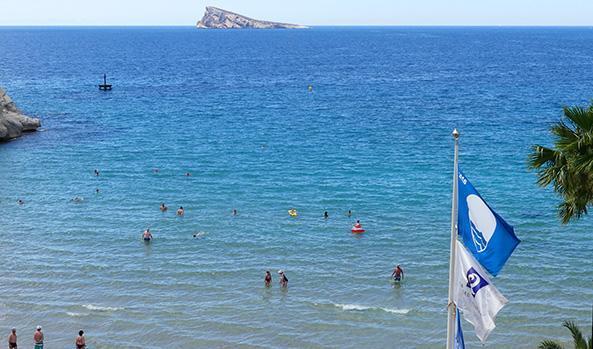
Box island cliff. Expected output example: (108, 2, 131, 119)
(196, 7, 308, 29)
(0, 88, 41, 142)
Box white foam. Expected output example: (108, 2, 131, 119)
(82, 304, 123, 312)
(333, 303, 410, 315)
(66, 312, 86, 317)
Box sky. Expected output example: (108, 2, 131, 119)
(1, 0, 592, 26)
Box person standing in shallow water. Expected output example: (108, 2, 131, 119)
(278, 270, 288, 288)
(264, 271, 272, 287)
(177, 206, 184, 216)
(392, 265, 404, 282)
(8, 328, 17, 349)
(143, 229, 153, 241)
(33, 326, 43, 349)
(75, 330, 86, 349)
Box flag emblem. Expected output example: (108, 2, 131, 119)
(466, 267, 488, 297)
(467, 194, 496, 252)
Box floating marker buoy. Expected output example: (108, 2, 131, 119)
(99, 74, 112, 91)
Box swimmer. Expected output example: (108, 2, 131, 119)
(278, 270, 288, 288)
(347, 210, 352, 217)
(232, 209, 238, 216)
(75, 329, 86, 349)
(160, 203, 168, 212)
(391, 264, 404, 282)
(17, 199, 24, 205)
(354, 220, 362, 229)
(152, 168, 160, 173)
(192, 232, 206, 238)
(95, 188, 100, 194)
(264, 270, 272, 287)
(177, 206, 185, 216)
(184, 172, 191, 177)
(142, 228, 153, 241)
(71, 196, 84, 203)
(94, 169, 99, 176)
(324, 211, 329, 219)
(8, 327, 17, 349)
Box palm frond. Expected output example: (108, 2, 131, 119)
(538, 339, 564, 349)
(563, 106, 593, 132)
(528, 102, 593, 223)
(562, 320, 588, 349)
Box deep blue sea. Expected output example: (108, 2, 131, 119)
(0, 27, 592, 348)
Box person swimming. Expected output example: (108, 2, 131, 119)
(232, 209, 238, 216)
(324, 211, 329, 219)
(264, 271, 272, 287)
(354, 220, 362, 229)
(95, 188, 100, 194)
(71, 196, 84, 203)
(142, 229, 153, 241)
(347, 210, 352, 217)
(184, 172, 191, 177)
(278, 270, 288, 288)
(177, 206, 185, 216)
(392, 264, 404, 282)
(17, 199, 24, 205)
(160, 203, 168, 212)
(94, 169, 99, 176)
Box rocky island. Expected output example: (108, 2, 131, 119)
(0, 88, 41, 142)
(196, 6, 308, 29)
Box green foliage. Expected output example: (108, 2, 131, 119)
(538, 320, 593, 349)
(528, 103, 593, 223)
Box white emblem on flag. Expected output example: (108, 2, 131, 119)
(467, 194, 496, 252)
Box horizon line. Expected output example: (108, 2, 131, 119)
(1, 24, 593, 28)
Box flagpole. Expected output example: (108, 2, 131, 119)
(446, 128, 460, 349)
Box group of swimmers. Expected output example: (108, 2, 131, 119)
(4, 326, 86, 349)
(159, 203, 184, 216)
(264, 270, 288, 288)
(262, 266, 403, 289)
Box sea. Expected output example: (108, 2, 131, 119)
(0, 27, 592, 348)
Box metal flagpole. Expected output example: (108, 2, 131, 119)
(446, 129, 460, 349)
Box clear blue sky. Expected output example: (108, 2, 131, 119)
(2, 0, 592, 26)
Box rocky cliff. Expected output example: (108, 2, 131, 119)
(0, 88, 41, 142)
(196, 7, 308, 29)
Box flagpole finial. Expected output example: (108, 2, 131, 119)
(452, 129, 460, 139)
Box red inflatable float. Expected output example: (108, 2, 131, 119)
(351, 222, 365, 234)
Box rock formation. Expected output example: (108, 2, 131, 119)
(0, 87, 41, 142)
(196, 6, 308, 29)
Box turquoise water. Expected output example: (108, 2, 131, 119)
(0, 27, 592, 348)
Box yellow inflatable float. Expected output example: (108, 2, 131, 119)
(288, 209, 298, 217)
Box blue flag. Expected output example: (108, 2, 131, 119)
(457, 169, 520, 276)
(455, 308, 465, 349)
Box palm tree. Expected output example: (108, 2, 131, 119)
(528, 103, 593, 223)
(538, 320, 592, 349)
